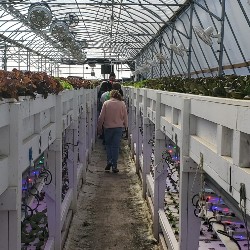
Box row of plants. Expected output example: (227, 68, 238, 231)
(0, 68, 98, 100)
(123, 75, 250, 99)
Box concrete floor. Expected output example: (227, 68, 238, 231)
(63, 139, 159, 250)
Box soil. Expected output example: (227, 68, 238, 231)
(63, 139, 159, 250)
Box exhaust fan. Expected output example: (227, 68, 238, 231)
(141, 63, 151, 73)
(50, 21, 69, 40)
(193, 26, 221, 46)
(65, 13, 79, 27)
(169, 44, 187, 57)
(147, 59, 157, 66)
(27, 2, 52, 29)
(155, 53, 169, 63)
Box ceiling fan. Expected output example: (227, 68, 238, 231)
(65, 13, 80, 27)
(141, 63, 151, 72)
(50, 20, 69, 41)
(169, 44, 188, 57)
(155, 53, 169, 63)
(27, 2, 52, 30)
(146, 59, 157, 66)
(193, 26, 221, 46)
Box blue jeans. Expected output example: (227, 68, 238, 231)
(104, 127, 123, 169)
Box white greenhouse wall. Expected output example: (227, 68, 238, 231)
(136, 0, 250, 78)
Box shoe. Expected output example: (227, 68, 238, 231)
(112, 169, 119, 173)
(105, 163, 112, 171)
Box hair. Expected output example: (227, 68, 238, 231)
(100, 81, 111, 92)
(109, 72, 116, 78)
(110, 90, 122, 101)
(112, 82, 121, 90)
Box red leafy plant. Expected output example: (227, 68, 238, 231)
(0, 69, 63, 100)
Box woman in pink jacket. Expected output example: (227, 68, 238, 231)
(97, 90, 128, 173)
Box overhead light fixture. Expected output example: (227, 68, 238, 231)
(193, 26, 221, 46)
(169, 44, 188, 57)
(27, 2, 52, 30)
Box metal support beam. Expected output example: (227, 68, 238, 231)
(187, 1, 194, 78)
(218, 0, 226, 76)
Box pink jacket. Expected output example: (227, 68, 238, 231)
(98, 98, 128, 129)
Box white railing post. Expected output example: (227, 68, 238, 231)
(78, 90, 87, 183)
(135, 88, 140, 173)
(0, 103, 22, 250)
(153, 92, 168, 240)
(128, 88, 133, 148)
(142, 89, 152, 198)
(179, 98, 201, 250)
(44, 94, 63, 250)
(66, 90, 78, 212)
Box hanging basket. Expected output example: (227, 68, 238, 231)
(27, 2, 52, 30)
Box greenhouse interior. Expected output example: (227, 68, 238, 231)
(0, 0, 250, 249)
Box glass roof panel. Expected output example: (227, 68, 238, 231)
(0, 0, 187, 62)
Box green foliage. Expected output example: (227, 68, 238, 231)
(55, 77, 73, 90)
(21, 210, 49, 249)
(124, 75, 250, 100)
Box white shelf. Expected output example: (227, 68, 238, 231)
(0, 155, 8, 196)
(139, 154, 143, 170)
(146, 174, 154, 198)
(44, 237, 54, 250)
(61, 209, 73, 247)
(159, 209, 179, 250)
(77, 162, 84, 187)
(61, 188, 73, 231)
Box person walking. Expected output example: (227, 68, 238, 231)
(97, 90, 128, 173)
(100, 82, 124, 104)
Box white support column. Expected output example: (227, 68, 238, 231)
(65, 125, 78, 212)
(142, 117, 152, 199)
(90, 93, 94, 149)
(179, 98, 201, 250)
(130, 89, 137, 158)
(153, 92, 168, 240)
(93, 88, 98, 143)
(135, 89, 140, 173)
(142, 89, 151, 198)
(44, 139, 62, 250)
(153, 132, 168, 241)
(78, 91, 87, 183)
(86, 95, 91, 162)
(128, 88, 133, 147)
(44, 94, 62, 250)
(0, 103, 22, 250)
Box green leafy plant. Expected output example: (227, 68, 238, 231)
(123, 75, 250, 100)
(55, 77, 73, 90)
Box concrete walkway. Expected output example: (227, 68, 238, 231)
(63, 139, 159, 250)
